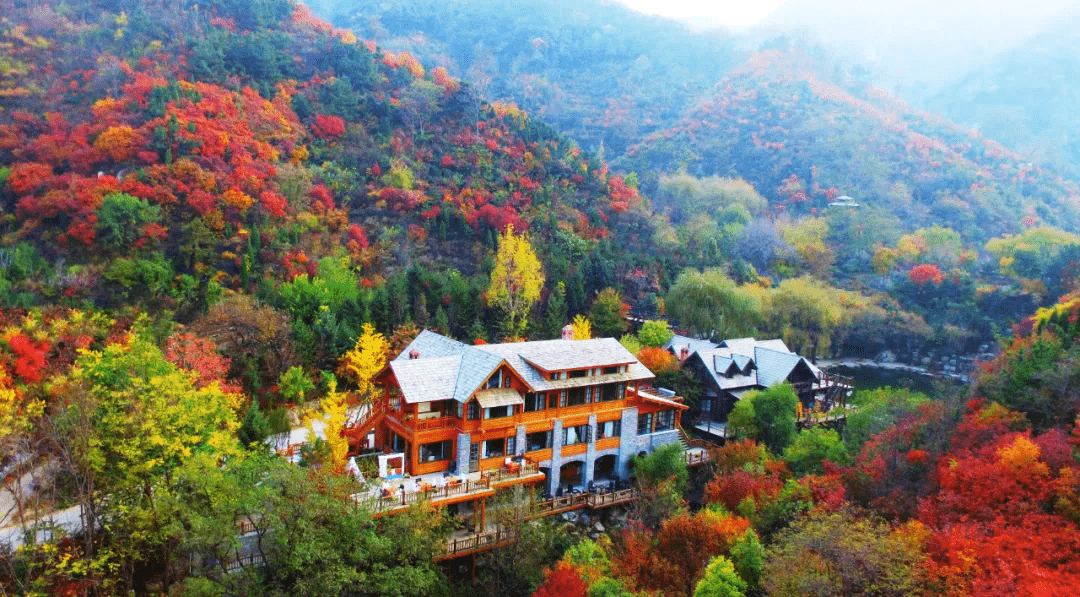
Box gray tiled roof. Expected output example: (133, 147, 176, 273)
(690, 339, 819, 394)
(718, 337, 760, 355)
(390, 355, 460, 404)
(477, 338, 652, 392)
(665, 334, 720, 355)
(755, 346, 817, 387)
(538, 370, 648, 391)
(756, 339, 792, 353)
(391, 331, 652, 403)
(395, 330, 504, 403)
(732, 354, 754, 372)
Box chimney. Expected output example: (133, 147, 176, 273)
(679, 347, 689, 361)
(409, 348, 420, 360)
(561, 324, 574, 341)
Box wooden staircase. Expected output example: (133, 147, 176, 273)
(343, 399, 386, 450)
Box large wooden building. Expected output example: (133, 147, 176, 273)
(351, 328, 687, 495)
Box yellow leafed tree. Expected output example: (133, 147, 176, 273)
(340, 323, 389, 403)
(571, 314, 592, 340)
(487, 224, 545, 338)
(305, 379, 350, 467)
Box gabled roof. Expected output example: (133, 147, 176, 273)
(477, 338, 652, 392)
(665, 334, 720, 356)
(686, 338, 819, 394)
(389, 355, 461, 404)
(754, 347, 819, 387)
(393, 330, 504, 404)
(388, 331, 653, 403)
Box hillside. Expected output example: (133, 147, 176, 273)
(620, 47, 1080, 243)
(0, 0, 668, 341)
(307, 0, 743, 157)
(312, 0, 1080, 252)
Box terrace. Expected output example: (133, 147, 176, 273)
(351, 457, 545, 515)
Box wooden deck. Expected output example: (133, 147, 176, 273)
(353, 461, 546, 515)
(436, 488, 639, 560)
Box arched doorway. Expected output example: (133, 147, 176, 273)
(594, 454, 617, 483)
(559, 460, 584, 491)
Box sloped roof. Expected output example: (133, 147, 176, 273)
(754, 346, 818, 387)
(687, 338, 820, 394)
(394, 330, 504, 404)
(732, 354, 755, 372)
(665, 334, 720, 356)
(475, 388, 523, 408)
(690, 348, 758, 391)
(477, 338, 652, 392)
(389, 355, 460, 404)
(756, 339, 792, 353)
(389, 331, 653, 403)
(718, 337, 760, 355)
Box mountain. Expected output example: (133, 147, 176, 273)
(307, 0, 744, 156)
(0, 0, 679, 349)
(311, 0, 1080, 246)
(928, 9, 1080, 179)
(618, 46, 1080, 243)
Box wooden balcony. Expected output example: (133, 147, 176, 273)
(355, 460, 544, 515)
(436, 487, 638, 560)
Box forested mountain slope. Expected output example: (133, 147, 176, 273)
(307, 0, 743, 157)
(0, 0, 667, 341)
(620, 47, 1080, 243)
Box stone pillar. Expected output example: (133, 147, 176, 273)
(549, 419, 564, 495)
(583, 413, 597, 485)
(515, 424, 527, 457)
(617, 407, 639, 480)
(456, 432, 471, 475)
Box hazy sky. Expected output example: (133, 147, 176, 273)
(614, 0, 784, 28)
(614, 0, 1077, 91)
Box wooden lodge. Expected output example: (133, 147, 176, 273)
(348, 327, 690, 498)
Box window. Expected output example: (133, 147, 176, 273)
(563, 424, 590, 446)
(602, 365, 619, 374)
(390, 432, 407, 452)
(485, 405, 511, 419)
(637, 412, 653, 435)
(569, 369, 587, 379)
(419, 440, 453, 462)
(524, 392, 545, 412)
(566, 387, 587, 407)
(656, 410, 675, 432)
(483, 437, 507, 459)
(467, 401, 480, 420)
(486, 371, 502, 389)
(526, 430, 553, 451)
(548, 392, 559, 409)
(503, 373, 512, 388)
(597, 419, 621, 439)
(456, 402, 464, 418)
(600, 383, 624, 402)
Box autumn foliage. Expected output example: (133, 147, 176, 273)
(907, 263, 946, 286)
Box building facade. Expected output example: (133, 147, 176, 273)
(667, 335, 852, 430)
(353, 329, 687, 495)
